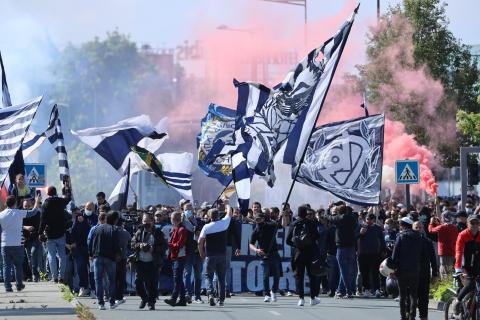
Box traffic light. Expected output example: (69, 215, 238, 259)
(467, 155, 479, 186)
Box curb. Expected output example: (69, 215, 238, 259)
(429, 300, 445, 311)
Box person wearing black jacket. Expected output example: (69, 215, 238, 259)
(392, 217, 424, 320)
(325, 201, 358, 298)
(71, 209, 92, 296)
(250, 212, 289, 303)
(286, 205, 321, 306)
(22, 198, 44, 282)
(326, 222, 339, 297)
(357, 213, 385, 298)
(38, 185, 71, 283)
(89, 212, 120, 310)
(413, 221, 439, 320)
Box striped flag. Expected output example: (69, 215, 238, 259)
(130, 145, 193, 200)
(0, 97, 43, 185)
(0, 52, 12, 108)
(22, 131, 47, 158)
(45, 105, 70, 181)
(230, 6, 359, 212)
(108, 159, 131, 211)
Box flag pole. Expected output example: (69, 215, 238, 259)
(214, 179, 233, 205)
(283, 4, 359, 208)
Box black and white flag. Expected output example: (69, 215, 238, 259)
(0, 97, 43, 185)
(295, 114, 385, 205)
(45, 104, 70, 181)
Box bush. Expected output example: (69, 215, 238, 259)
(431, 277, 456, 302)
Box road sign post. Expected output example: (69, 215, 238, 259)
(24, 163, 46, 188)
(395, 160, 420, 210)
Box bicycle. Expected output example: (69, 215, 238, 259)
(445, 273, 480, 320)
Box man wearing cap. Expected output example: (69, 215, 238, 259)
(249, 211, 289, 303)
(454, 214, 480, 308)
(428, 212, 459, 279)
(392, 216, 424, 320)
(357, 213, 385, 298)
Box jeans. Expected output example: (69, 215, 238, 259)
(336, 247, 357, 295)
(46, 236, 67, 281)
(74, 252, 89, 289)
(172, 259, 186, 303)
(327, 254, 340, 295)
(1, 246, 24, 290)
(26, 240, 45, 281)
(205, 255, 226, 301)
(225, 246, 233, 292)
(398, 274, 419, 320)
(93, 256, 116, 306)
(183, 253, 203, 299)
(135, 261, 158, 305)
(358, 253, 380, 292)
(261, 255, 281, 295)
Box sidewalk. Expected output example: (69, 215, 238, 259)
(0, 281, 77, 320)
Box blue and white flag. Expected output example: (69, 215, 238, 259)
(0, 97, 43, 184)
(0, 52, 12, 108)
(197, 103, 236, 186)
(155, 152, 193, 201)
(22, 131, 47, 158)
(71, 115, 168, 175)
(45, 105, 71, 181)
(295, 114, 385, 206)
(231, 6, 359, 211)
(282, 6, 359, 168)
(109, 159, 131, 211)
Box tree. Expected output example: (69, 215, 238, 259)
(359, 0, 480, 167)
(44, 31, 175, 203)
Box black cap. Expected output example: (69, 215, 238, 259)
(333, 201, 345, 206)
(367, 213, 376, 220)
(456, 211, 468, 218)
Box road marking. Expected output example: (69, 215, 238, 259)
(269, 310, 282, 316)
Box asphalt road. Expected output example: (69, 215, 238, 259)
(78, 294, 445, 320)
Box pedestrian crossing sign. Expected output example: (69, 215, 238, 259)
(395, 160, 420, 184)
(24, 163, 46, 187)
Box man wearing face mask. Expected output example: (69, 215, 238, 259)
(428, 212, 458, 280)
(456, 211, 468, 232)
(465, 202, 475, 215)
(131, 213, 167, 310)
(182, 201, 205, 304)
(249, 211, 289, 303)
(83, 202, 98, 227)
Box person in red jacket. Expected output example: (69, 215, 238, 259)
(165, 211, 188, 307)
(454, 215, 480, 307)
(428, 212, 459, 279)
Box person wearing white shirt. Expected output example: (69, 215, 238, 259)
(0, 195, 41, 292)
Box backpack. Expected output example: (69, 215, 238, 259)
(292, 220, 312, 248)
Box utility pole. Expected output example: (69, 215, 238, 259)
(377, 0, 380, 22)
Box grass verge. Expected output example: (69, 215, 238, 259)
(59, 285, 96, 320)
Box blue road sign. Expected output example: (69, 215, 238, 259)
(24, 163, 46, 187)
(395, 160, 420, 184)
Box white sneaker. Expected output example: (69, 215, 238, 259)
(109, 302, 118, 310)
(374, 290, 381, 298)
(194, 298, 204, 304)
(287, 291, 293, 297)
(115, 299, 126, 305)
(356, 291, 364, 297)
(297, 298, 305, 306)
(264, 295, 270, 302)
(270, 291, 277, 302)
(99, 304, 106, 310)
(310, 297, 321, 306)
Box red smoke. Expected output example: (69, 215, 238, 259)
(136, 0, 441, 197)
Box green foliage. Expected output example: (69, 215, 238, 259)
(46, 31, 167, 203)
(60, 285, 96, 320)
(360, 0, 480, 167)
(457, 110, 480, 145)
(404, 0, 480, 113)
(430, 277, 455, 302)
